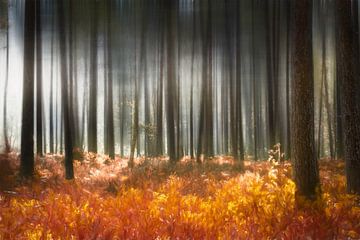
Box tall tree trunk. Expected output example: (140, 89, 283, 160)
(291, 0, 319, 199)
(20, 0, 36, 177)
(336, 0, 360, 194)
(105, 0, 115, 159)
(189, 0, 196, 159)
(36, 0, 43, 156)
(166, 0, 178, 163)
(252, 0, 258, 161)
(88, 0, 98, 153)
(58, 0, 74, 179)
(129, 4, 139, 168)
(156, 11, 164, 156)
(3, 0, 10, 152)
(285, 0, 291, 160)
(225, 0, 238, 162)
(49, 11, 54, 154)
(236, 0, 244, 163)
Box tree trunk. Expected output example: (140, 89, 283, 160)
(58, 0, 74, 179)
(106, 0, 115, 159)
(166, 0, 178, 163)
(291, 0, 319, 199)
(336, 0, 360, 194)
(88, 0, 98, 153)
(20, 0, 36, 177)
(36, 0, 43, 156)
(3, 0, 10, 153)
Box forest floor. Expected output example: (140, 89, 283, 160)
(0, 152, 359, 239)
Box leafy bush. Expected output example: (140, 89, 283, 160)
(0, 156, 359, 239)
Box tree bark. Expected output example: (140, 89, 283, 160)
(20, 0, 36, 177)
(336, 0, 360, 194)
(291, 0, 319, 199)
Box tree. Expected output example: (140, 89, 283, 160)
(156, 3, 165, 157)
(291, 0, 319, 199)
(265, 0, 280, 149)
(197, 0, 214, 162)
(105, 0, 115, 159)
(88, 0, 98, 153)
(3, 0, 10, 152)
(58, 0, 74, 179)
(20, 0, 36, 177)
(49, 4, 55, 154)
(336, 0, 360, 194)
(166, 0, 178, 163)
(36, 0, 43, 156)
(235, 0, 244, 163)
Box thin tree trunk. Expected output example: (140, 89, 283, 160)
(49, 11, 54, 154)
(36, 0, 43, 156)
(88, 0, 98, 153)
(3, 1, 10, 152)
(106, 0, 115, 159)
(58, 0, 74, 179)
(20, 0, 36, 177)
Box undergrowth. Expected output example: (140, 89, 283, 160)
(0, 153, 359, 239)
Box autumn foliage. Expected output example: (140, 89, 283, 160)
(0, 154, 359, 239)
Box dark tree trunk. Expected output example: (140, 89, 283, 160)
(88, 0, 98, 153)
(166, 0, 178, 163)
(252, 0, 258, 161)
(189, 0, 196, 159)
(291, 0, 319, 199)
(49, 10, 55, 154)
(35, 0, 43, 156)
(105, 0, 115, 159)
(336, 0, 360, 194)
(3, 0, 10, 153)
(20, 0, 36, 177)
(58, 0, 74, 179)
(156, 10, 164, 156)
(236, 0, 244, 162)
(285, 0, 291, 160)
(129, 4, 139, 168)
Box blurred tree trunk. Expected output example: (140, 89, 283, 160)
(285, 0, 291, 160)
(189, 0, 196, 159)
(166, 0, 178, 163)
(156, 3, 164, 157)
(20, 0, 36, 177)
(236, 0, 244, 163)
(3, 0, 10, 152)
(105, 0, 115, 159)
(36, 0, 43, 156)
(58, 0, 74, 179)
(291, 0, 319, 199)
(49, 8, 55, 154)
(129, 4, 139, 168)
(252, 0, 258, 161)
(88, 0, 98, 153)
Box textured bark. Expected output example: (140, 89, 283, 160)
(20, 0, 36, 177)
(291, 0, 319, 199)
(336, 0, 360, 194)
